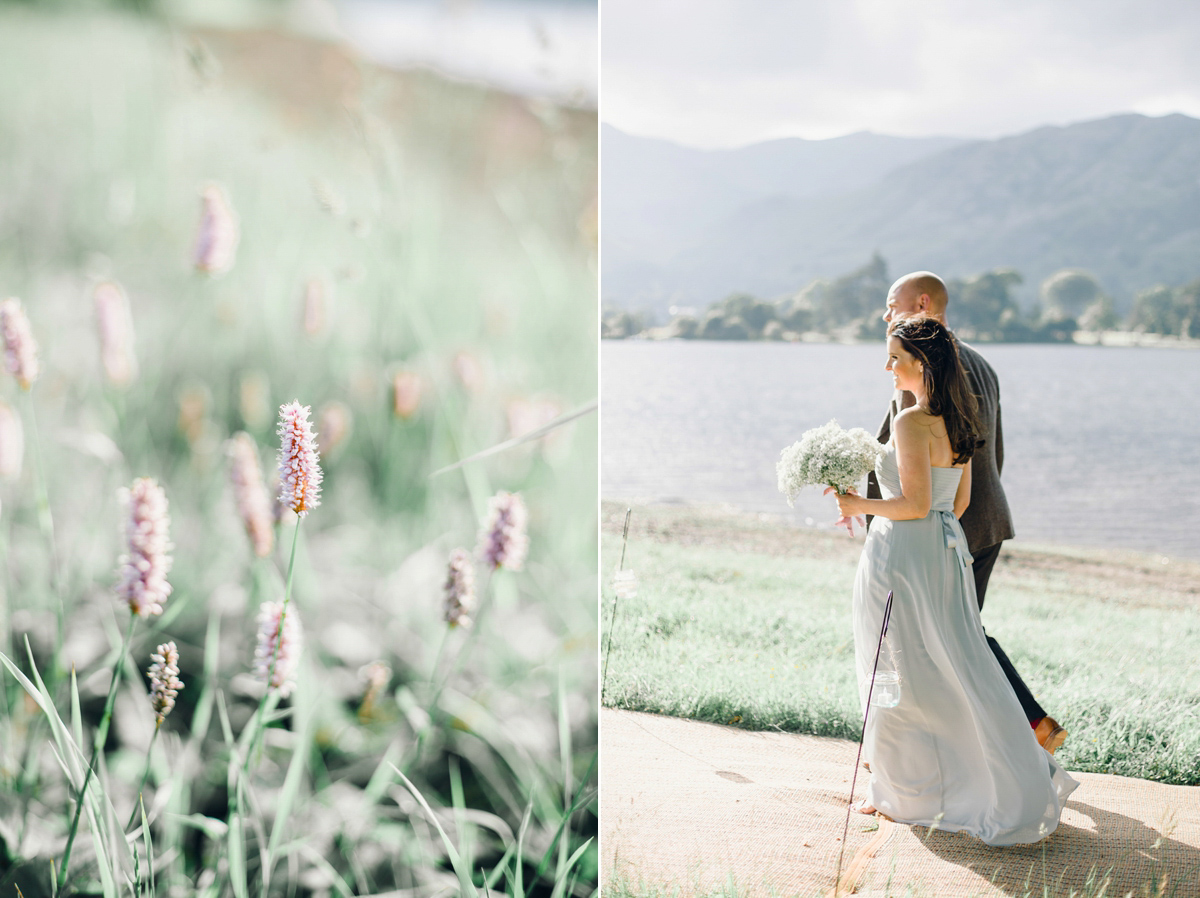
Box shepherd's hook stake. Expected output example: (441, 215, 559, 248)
(601, 508, 633, 703)
(833, 589, 893, 898)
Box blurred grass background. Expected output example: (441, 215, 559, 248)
(0, 5, 597, 895)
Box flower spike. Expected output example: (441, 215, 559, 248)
(117, 478, 173, 617)
(0, 298, 38, 390)
(148, 642, 183, 726)
(477, 491, 529, 572)
(230, 432, 274, 558)
(443, 548, 477, 628)
(254, 601, 303, 697)
(276, 401, 322, 517)
(193, 183, 240, 275)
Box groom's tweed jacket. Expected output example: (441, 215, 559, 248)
(866, 339, 1015, 552)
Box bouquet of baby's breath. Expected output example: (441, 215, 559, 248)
(777, 419, 885, 506)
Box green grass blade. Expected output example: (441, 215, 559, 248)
(42, 715, 117, 895)
(266, 710, 311, 881)
(239, 689, 281, 764)
(70, 667, 82, 750)
(227, 809, 249, 898)
(556, 666, 572, 883)
(1, 647, 81, 781)
(7, 642, 137, 887)
(549, 838, 593, 898)
(514, 798, 534, 898)
(532, 750, 597, 886)
(483, 841, 518, 893)
(363, 739, 404, 806)
(166, 813, 229, 840)
(46, 741, 74, 789)
(79, 796, 119, 898)
(531, 788, 598, 887)
(437, 687, 541, 807)
(389, 763, 477, 897)
(449, 755, 471, 874)
(189, 611, 221, 742)
(0, 647, 48, 704)
(216, 690, 249, 898)
(215, 689, 235, 750)
(90, 758, 132, 897)
(428, 399, 597, 476)
(140, 795, 155, 898)
(296, 844, 354, 898)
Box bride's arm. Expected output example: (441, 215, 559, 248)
(836, 412, 932, 521)
(954, 458, 972, 519)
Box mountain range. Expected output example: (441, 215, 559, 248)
(602, 113, 1200, 317)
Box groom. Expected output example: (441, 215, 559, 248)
(867, 271, 1068, 754)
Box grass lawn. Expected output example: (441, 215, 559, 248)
(601, 502, 1200, 786)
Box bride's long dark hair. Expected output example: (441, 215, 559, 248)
(889, 317, 983, 465)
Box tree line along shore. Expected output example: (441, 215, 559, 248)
(603, 254, 1200, 345)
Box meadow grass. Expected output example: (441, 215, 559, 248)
(601, 502, 1200, 786)
(0, 9, 596, 896)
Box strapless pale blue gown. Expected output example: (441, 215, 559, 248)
(852, 445, 1078, 846)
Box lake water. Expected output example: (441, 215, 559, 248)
(602, 340, 1200, 561)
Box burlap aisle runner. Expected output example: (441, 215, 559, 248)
(601, 709, 1200, 897)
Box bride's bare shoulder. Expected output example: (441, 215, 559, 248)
(892, 408, 931, 445)
(895, 407, 948, 457)
(894, 406, 937, 430)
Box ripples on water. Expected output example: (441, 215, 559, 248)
(602, 341, 1200, 560)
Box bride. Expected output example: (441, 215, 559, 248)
(833, 316, 1078, 846)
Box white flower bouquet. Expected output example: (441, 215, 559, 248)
(777, 419, 885, 507)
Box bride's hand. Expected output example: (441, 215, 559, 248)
(826, 486, 862, 516)
(824, 486, 865, 536)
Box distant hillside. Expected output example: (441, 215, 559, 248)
(604, 114, 1200, 317)
(601, 125, 969, 309)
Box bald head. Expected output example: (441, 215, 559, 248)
(883, 271, 948, 325)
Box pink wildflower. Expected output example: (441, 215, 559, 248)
(93, 281, 138, 387)
(276, 401, 322, 517)
(0, 298, 38, 390)
(253, 600, 303, 697)
(117, 478, 173, 617)
(193, 183, 240, 275)
(477, 491, 529, 572)
(443, 548, 476, 627)
(147, 641, 183, 726)
(392, 370, 422, 419)
(229, 432, 274, 558)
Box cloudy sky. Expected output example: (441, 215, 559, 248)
(602, 0, 1200, 147)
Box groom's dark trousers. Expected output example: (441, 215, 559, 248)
(868, 338, 1046, 725)
(972, 542, 1046, 723)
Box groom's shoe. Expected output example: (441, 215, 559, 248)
(1034, 716, 1068, 754)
